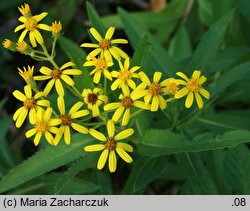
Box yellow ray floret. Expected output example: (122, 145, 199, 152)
(81, 27, 128, 62)
(25, 107, 61, 146)
(53, 96, 89, 145)
(84, 120, 134, 173)
(33, 61, 82, 96)
(14, 3, 51, 47)
(12, 85, 50, 128)
(104, 87, 149, 126)
(82, 87, 108, 117)
(174, 70, 210, 109)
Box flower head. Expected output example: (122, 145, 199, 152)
(53, 97, 89, 145)
(82, 88, 108, 117)
(25, 107, 61, 146)
(162, 78, 179, 95)
(104, 88, 149, 126)
(33, 61, 82, 96)
(14, 4, 51, 47)
(51, 21, 62, 37)
(81, 27, 128, 62)
(174, 70, 210, 109)
(83, 55, 113, 84)
(138, 71, 169, 112)
(2, 39, 16, 51)
(84, 120, 134, 173)
(12, 85, 50, 128)
(16, 41, 30, 53)
(111, 58, 140, 93)
(18, 3, 31, 17)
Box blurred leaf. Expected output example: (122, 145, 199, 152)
(159, 162, 186, 180)
(235, 0, 250, 22)
(101, 0, 188, 29)
(168, 25, 192, 62)
(46, 173, 99, 195)
(211, 62, 250, 96)
(131, 34, 153, 76)
(138, 129, 250, 156)
(177, 153, 218, 194)
(118, 8, 178, 76)
(134, 157, 166, 192)
(54, 155, 98, 194)
(224, 144, 250, 194)
(0, 0, 19, 11)
(197, 0, 214, 26)
(86, 1, 106, 36)
(212, 0, 235, 21)
(0, 98, 7, 110)
(0, 117, 14, 167)
(59, 36, 94, 90)
(94, 171, 113, 194)
(0, 134, 94, 193)
(191, 9, 235, 72)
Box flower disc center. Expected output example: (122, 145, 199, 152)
(149, 82, 162, 95)
(105, 138, 116, 151)
(25, 18, 37, 31)
(99, 39, 111, 49)
(122, 96, 133, 108)
(23, 97, 36, 109)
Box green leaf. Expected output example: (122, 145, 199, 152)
(86, 1, 106, 36)
(54, 155, 98, 194)
(131, 34, 153, 76)
(0, 134, 94, 193)
(177, 153, 218, 194)
(191, 9, 235, 72)
(46, 173, 100, 194)
(168, 25, 192, 62)
(211, 62, 250, 96)
(94, 171, 113, 194)
(118, 8, 178, 76)
(0, 117, 14, 167)
(197, 0, 214, 26)
(235, 0, 250, 22)
(59, 36, 94, 90)
(224, 144, 250, 194)
(134, 157, 166, 192)
(138, 129, 250, 156)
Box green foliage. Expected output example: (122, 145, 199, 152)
(0, 134, 94, 193)
(138, 129, 250, 156)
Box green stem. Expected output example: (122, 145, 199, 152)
(41, 43, 59, 68)
(51, 37, 58, 58)
(130, 109, 144, 118)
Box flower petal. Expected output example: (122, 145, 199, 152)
(71, 110, 89, 119)
(111, 39, 128, 44)
(33, 12, 48, 22)
(185, 92, 194, 108)
(176, 72, 189, 81)
(153, 71, 162, 83)
(97, 149, 109, 170)
(40, 66, 52, 75)
(195, 92, 204, 109)
(16, 109, 28, 128)
(69, 102, 84, 114)
(122, 108, 130, 126)
(64, 126, 71, 145)
(55, 80, 64, 96)
(107, 120, 115, 138)
(116, 147, 133, 163)
(71, 123, 88, 134)
(57, 96, 65, 114)
(24, 85, 32, 98)
(104, 102, 122, 111)
(26, 128, 37, 138)
(199, 88, 210, 99)
(13, 90, 26, 102)
(84, 144, 105, 152)
(89, 128, 106, 141)
(116, 142, 133, 152)
(112, 106, 124, 122)
(90, 27, 103, 42)
(174, 87, 188, 99)
(29, 108, 36, 124)
(108, 150, 117, 173)
(192, 70, 201, 80)
(151, 95, 159, 112)
(114, 128, 134, 141)
(105, 27, 115, 39)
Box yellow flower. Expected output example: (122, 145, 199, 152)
(174, 70, 210, 109)
(162, 78, 179, 95)
(82, 88, 108, 117)
(104, 88, 149, 126)
(111, 58, 140, 93)
(138, 71, 169, 112)
(12, 85, 50, 128)
(83, 55, 113, 84)
(81, 27, 128, 62)
(14, 3, 51, 47)
(18, 66, 34, 82)
(18, 3, 31, 17)
(84, 120, 134, 173)
(54, 97, 89, 145)
(16, 41, 30, 52)
(25, 107, 61, 146)
(33, 62, 82, 96)
(2, 39, 16, 51)
(51, 21, 62, 37)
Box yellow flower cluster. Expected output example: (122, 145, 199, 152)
(4, 4, 211, 173)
